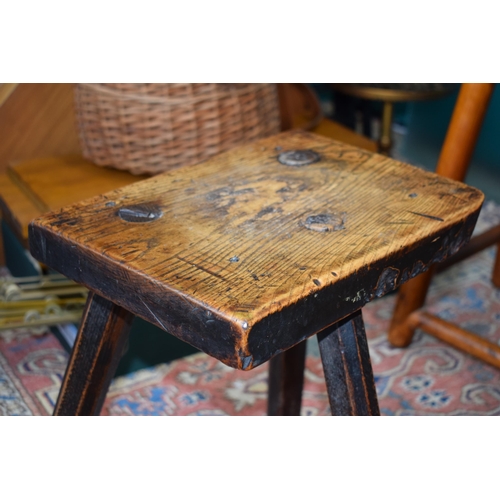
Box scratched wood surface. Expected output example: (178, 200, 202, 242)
(29, 131, 484, 369)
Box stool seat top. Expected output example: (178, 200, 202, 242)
(29, 131, 483, 369)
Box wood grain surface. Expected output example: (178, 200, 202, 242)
(29, 131, 484, 369)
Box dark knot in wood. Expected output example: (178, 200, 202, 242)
(302, 213, 346, 232)
(277, 149, 320, 167)
(375, 267, 400, 298)
(117, 204, 163, 223)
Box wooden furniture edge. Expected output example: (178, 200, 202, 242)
(28, 200, 482, 370)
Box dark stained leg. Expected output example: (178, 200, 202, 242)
(267, 340, 306, 416)
(54, 292, 134, 416)
(493, 243, 500, 289)
(317, 310, 380, 416)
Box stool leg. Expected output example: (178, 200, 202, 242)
(318, 310, 379, 416)
(54, 292, 134, 416)
(267, 341, 306, 416)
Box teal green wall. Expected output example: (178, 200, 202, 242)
(400, 85, 500, 201)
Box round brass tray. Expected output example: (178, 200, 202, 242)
(331, 83, 458, 102)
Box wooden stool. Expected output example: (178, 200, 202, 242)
(28, 131, 483, 416)
(0, 86, 376, 267)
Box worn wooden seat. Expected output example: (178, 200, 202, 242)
(28, 130, 484, 416)
(0, 86, 376, 266)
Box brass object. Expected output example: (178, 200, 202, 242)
(0, 274, 87, 333)
(331, 83, 458, 155)
(380, 101, 394, 154)
(331, 83, 458, 103)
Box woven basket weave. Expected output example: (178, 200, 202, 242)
(74, 83, 281, 175)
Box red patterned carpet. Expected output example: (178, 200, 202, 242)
(2, 201, 500, 416)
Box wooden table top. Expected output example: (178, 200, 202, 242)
(0, 156, 146, 242)
(8, 155, 147, 213)
(29, 131, 484, 369)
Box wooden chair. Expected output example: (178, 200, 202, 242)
(28, 130, 483, 415)
(388, 83, 500, 367)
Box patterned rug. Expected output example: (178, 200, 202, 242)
(2, 201, 500, 416)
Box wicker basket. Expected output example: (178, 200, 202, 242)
(74, 83, 281, 175)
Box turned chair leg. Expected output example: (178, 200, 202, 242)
(54, 292, 134, 416)
(267, 341, 307, 416)
(388, 269, 434, 347)
(317, 310, 380, 416)
(388, 83, 495, 349)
